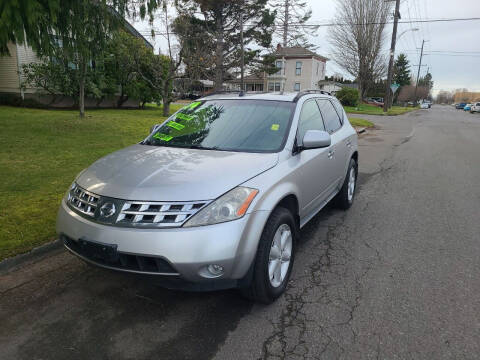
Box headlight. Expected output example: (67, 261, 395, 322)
(183, 187, 259, 227)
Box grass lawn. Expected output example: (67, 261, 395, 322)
(348, 117, 374, 128)
(345, 103, 418, 116)
(0, 104, 184, 261)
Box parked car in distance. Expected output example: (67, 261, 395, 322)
(56, 91, 359, 304)
(366, 99, 384, 108)
(470, 102, 480, 113)
(421, 102, 430, 109)
(456, 103, 467, 109)
(464, 104, 472, 111)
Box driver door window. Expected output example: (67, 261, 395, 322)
(297, 100, 325, 145)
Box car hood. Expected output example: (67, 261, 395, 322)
(76, 144, 278, 201)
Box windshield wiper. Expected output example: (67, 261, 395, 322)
(186, 144, 220, 150)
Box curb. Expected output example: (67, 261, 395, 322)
(0, 239, 63, 274)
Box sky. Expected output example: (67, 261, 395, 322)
(131, 0, 480, 96)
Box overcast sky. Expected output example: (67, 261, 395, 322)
(132, 0, 480, 95)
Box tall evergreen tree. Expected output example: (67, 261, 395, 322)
(0, 0, 162, 117)
(418, 72, 433, 91)
(270, 0, 319, 49)
(0, 0, 160, 56)
(175, 0, 275, 90)
(393, 53, 411, 86)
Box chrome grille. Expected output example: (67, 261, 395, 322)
(67, 184, 99, 217)
(117, 201, 209, 227)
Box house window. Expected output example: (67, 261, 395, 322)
(294, 83, 301, 91)
(275, 60, 284, 75)
(269, 82, 282, 92)
(296, 61, 302, 75)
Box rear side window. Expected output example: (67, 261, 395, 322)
(317, 99, 342, 133)
(331, 99, 344, 123)
(297, 100, 325, 144)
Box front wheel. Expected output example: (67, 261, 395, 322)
(240, 207, 296, 304)
(335, 158, 358, 210)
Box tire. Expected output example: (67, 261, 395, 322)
(240, 207, 297, 304)
(335, 158, 358, 210)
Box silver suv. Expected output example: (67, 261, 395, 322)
(57, 91, 358, 303)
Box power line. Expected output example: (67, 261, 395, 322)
(139, 17, 480, 35)
(263, 17, 480, 27)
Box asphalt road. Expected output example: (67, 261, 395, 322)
(1, 105, 479, 359)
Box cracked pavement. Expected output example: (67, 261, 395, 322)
(2, 106, 480, 359)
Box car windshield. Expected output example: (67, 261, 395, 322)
(143, 99, 295, 153)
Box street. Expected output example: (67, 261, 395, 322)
(1, 105, 480, 359)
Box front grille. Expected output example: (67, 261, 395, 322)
(67, 184, 99, 217)
(66, 183, 210, 228)
(63, 236, 178, 274)
(117, 201, 209, 227)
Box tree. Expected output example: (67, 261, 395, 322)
(418, 72, 433, 91)
(136, 53, 177, 115)
(172, 14, 216, 81)
(20, 53, 118, 106)
(0, 0, 159, 56)
(270, 0, 319, 49)
(0, 0, 58, 56)
(1, 0, 161, 117)
(336, 87, 359, 107)
(176, 0, 275, 90)
(328, 0, 392, 100)
(106, 31, 159, 108)
(393, 53, 411, 86)
(435, 90, 454, 104)
(397, 85, 428, 103)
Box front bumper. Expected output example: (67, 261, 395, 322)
(56, 200, 270, 284)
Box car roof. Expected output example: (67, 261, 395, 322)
(198, 91, 335, 103)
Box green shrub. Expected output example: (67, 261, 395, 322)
(336, 87, 359, 107)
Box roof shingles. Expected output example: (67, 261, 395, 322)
(274, 46, 328, 62)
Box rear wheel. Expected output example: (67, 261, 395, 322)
(335, 158, 358, 210)
(241, 207, 296, 304)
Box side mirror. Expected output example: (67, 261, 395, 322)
(302, 130, 331, 150)
(150, 124, 161, 134)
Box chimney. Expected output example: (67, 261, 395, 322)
(276, 44, 282, 51)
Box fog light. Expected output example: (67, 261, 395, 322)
(207, 264, 224, 276)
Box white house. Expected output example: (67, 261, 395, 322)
(229, 45, 328, 93)
(267, 45, 328, 92)
(318, 80, 359, 95)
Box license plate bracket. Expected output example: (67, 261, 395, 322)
(78, 239, 119, 263)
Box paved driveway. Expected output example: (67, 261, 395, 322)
(2, 106, 480, 359)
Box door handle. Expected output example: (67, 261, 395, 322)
(328, 150, 334, 159)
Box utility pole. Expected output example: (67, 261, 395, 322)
(383, 0, 401, 112)
(283, 0, 289, 47)
(240, 4, 245, 92)
(414, 39, 425, 106)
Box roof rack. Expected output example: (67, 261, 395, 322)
(202, 90, 272, 98)
(293, 89, 332, 102)
(203, 90, 247, 97)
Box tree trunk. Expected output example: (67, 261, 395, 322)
(214, 7, 224, 91)
(79, 61, 86, 118)
(117, 85, 128, 108)
(162, 96, 170, 117)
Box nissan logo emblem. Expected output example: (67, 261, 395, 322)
(100, 202, 116, 218)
